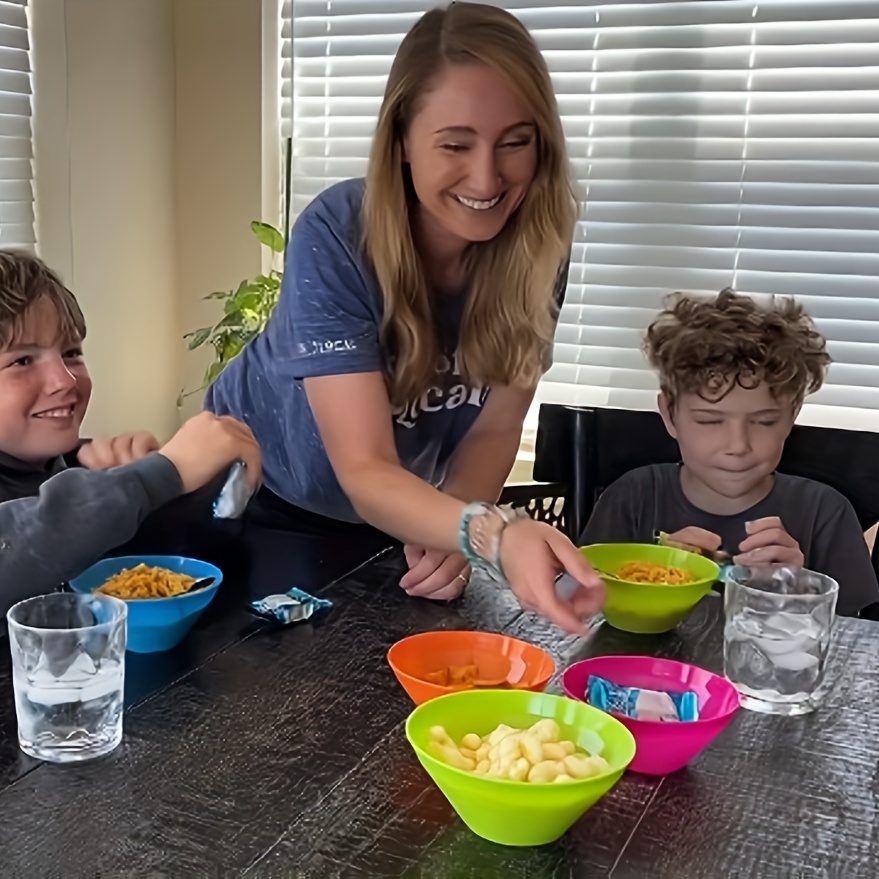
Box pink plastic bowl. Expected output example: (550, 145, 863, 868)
(561, 655, 741, 775)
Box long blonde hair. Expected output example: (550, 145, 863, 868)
(362, 2, 577, 407)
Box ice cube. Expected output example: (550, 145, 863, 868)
(61, 651, 98, 683)
(764, 612, 819, 639)
(768, 650, 819, 672)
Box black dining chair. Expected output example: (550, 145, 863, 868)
(518, 404, 879, 617)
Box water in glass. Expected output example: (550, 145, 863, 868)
(7, 593, 127, 762)
(723, 566, 837, 716)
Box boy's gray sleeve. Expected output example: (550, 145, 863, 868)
(0, 454, 183, 615)
(808, 497, 879, 617)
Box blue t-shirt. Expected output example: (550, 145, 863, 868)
(206, 179, 505, 522)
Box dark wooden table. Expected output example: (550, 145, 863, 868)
(1, 528, 877, 879)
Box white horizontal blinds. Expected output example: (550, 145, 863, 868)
(544, 0, 754, 417)
(282, 1, 879, 431)
(282, 1, 596, 216)
(733, 0, 879, 430)
(0, 0, 33, 248)
(540, 0, 879, 432)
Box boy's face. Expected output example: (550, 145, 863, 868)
(0, 296, 91, 463)
(659, 381, 797, 511)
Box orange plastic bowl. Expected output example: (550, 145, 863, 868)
(388, 630, 555, 705)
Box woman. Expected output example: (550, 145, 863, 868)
(207, 2, 602, 633)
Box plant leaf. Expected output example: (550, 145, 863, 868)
(251, 220, 285, 253)
(204, 360, 226, 386)
(185, 327, 212, 349)
(203, 290, 231, 300)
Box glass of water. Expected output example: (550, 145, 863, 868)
(7, 592, 127, 762)
(723, 566, 838, 716)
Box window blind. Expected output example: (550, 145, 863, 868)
(281, 0, 879, 431)
(0, 0, 32, 248)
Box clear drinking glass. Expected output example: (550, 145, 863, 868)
(7, 592, 127, 762)
(723, 565, 838, 716)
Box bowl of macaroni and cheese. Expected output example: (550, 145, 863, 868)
(68, 555, 223, 653)
(580, 543, 720, 634)
(405, 689, 636, 846)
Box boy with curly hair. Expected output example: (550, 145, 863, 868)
(580, 288, 879, 616)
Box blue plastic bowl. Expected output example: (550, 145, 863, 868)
(68, 555, 223, 653)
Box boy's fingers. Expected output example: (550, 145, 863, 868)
(745, 516, 783, 535)
(666, 527, 722, 552)
(738, 527, 798, 553)
(130, 432, 160, 459)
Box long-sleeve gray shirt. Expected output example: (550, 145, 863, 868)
(0, 453, 184, 617)
(580, 463, 879, 617)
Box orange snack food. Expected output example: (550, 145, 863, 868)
(422, 663, 479, 688)
(616, 561, 695, 585)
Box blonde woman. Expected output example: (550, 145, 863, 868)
(207, 2, 602, 632)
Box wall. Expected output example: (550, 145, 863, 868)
(174, 0, 264, 419)
(32, 0, 179, 439)
(31, 0, 269, 437)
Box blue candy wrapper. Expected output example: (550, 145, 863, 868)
(587, 674, 699, 722)
(213, 461, 255, 519)
(249, 587, 333, 625)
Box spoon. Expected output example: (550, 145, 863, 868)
(181, 576, 216, 595)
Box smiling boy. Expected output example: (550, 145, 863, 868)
(580, 289, 879, 617)
(0, 251, 261, 615)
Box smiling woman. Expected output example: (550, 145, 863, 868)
(205, 2, 605, 634)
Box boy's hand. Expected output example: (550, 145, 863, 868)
(400, 544, 469, 601)
(77, 432, 160, 470)
(734, 516, 804, 567)
(664, 527, 723, 556)
(158, 412, 262, 494)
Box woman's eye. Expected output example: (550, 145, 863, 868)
(502, 139, 532, 149)
(63, 348, 84, 360)
(440, 143, 468, 153)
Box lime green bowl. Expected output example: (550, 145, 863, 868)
(405, 689, 636, 847)
(580, 543, 720, 634)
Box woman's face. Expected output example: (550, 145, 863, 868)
(403, 63, 538, 251)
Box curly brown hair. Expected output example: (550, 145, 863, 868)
(644, 288, 830, 410)
(0, 250, 85, 349)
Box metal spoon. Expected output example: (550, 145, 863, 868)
(181, 576, 216, 595)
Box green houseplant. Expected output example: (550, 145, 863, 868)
(179, 221, 285, 405)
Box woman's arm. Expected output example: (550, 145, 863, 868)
(399, 385, 531, 600)
(439, 384, 534, 504)
(304, 372, 603, 632)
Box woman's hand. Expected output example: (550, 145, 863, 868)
(77, 431, 160, 470)
(499, 519, 605, 634)
(400, 545, 470, 601)
(734, 516, 804, 567)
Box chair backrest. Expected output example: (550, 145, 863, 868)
(534, 404, 879, 572)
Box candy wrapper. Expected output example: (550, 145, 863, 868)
(213, 461, 255, 519)
(249, 587, 333, 625)
(587, 674, 699, 722)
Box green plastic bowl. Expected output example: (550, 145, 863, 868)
(405, 689, 636, 847)
(580, 543, 720, 634)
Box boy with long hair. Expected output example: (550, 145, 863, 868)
(0, 251, 261, 614)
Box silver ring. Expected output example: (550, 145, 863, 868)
(456, 573, 469, 585)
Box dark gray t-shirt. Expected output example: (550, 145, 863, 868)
(579, 463, 879, 617)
